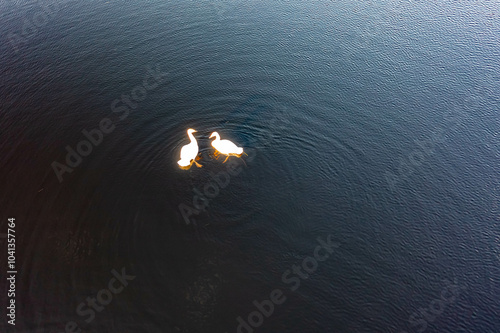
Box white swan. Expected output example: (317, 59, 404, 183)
(178, 129, 202, 169)
(209, 132, 244, 163)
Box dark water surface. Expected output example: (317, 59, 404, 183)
(1, 0, 499, 332)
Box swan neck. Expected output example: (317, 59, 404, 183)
(188, 131, 196, 143)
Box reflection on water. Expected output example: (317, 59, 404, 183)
(178, 147, 256, 226)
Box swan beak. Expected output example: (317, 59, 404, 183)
(209, 133, 215, 139)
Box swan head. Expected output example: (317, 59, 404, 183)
(187, 128, 197, 135)
(209, 132, 219, 139)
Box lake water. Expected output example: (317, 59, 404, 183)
(0, 0, 499, 332)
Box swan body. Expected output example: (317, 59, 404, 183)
(178, 129, 202, 169)
(209, 132, 244, 163)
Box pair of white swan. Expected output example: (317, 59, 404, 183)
(178, 128, 244, 169)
